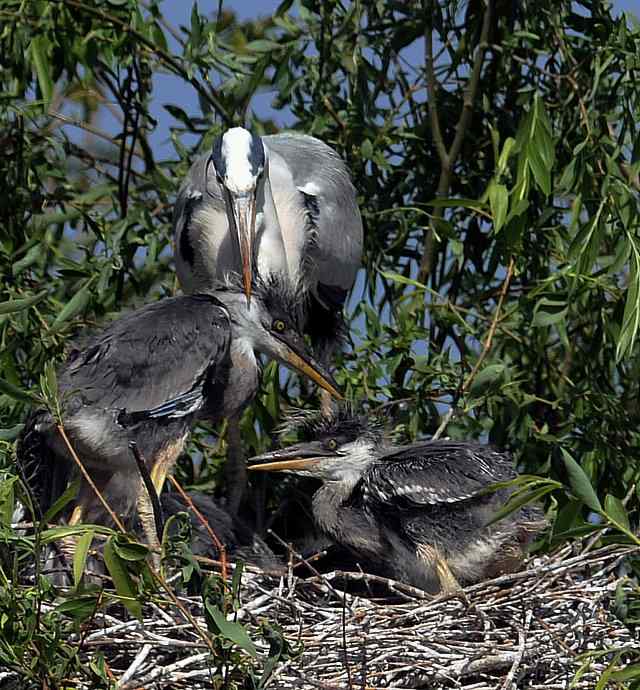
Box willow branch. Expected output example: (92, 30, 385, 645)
(56, 423, 126, 532)
(419, 0, 494, 283)
(167, 475, 228, 586)
(57, 0, 232, 126)
(432, 256, 514, 439)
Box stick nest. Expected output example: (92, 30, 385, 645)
(3, 542, 637, 689)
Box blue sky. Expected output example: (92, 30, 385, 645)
(145, 0, 639, 158)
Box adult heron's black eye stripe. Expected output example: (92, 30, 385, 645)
(249, 134, 265, 175)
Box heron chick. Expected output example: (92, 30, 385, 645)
(17, 275, 341, 556)
(249, 405, 545, 594)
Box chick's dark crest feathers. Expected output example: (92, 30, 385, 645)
(277, 402, 383, 445)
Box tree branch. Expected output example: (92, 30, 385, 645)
(418, 0, 494, 283)
(432, 256, 514, 439)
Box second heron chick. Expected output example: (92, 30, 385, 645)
(17, 275, 341, 556)
(250, 405, 544, 594)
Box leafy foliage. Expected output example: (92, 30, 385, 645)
(1, 0, 640, 682)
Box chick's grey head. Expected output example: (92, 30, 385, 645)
(249, 403, 384, 484)
(217, 273, 342, 401)
(208, 127, 267, 302)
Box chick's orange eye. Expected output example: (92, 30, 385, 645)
(273, 319, 286, 333)
(327, 439, 338, 451)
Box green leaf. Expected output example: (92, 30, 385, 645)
(112, 535, 149, 561)
(485, 485, 551, 527)
(561, 448, 601, 512)
(616, 235, 640, 361)
(0, 290, 48, 315)
(0, 477, 18, 528)
(74, 530, 95, 586)
(205, 603, 257, 657)
(532, 298, 568, 327)
(51, 277, 96, 331)
(43, 478, 81, 523)
(488, 181, 508, 232)
(245, 39, 283, 52)
(604, 494, 630, 531)
(30, 36, 53, 103)
(40, 524, 112, 545)
(468, 363, 505, 395)
(55, 594, 99, 621)
(0, 377, 39, 404)
(378, 270, 426, 290)
(103, 536, 142, 620)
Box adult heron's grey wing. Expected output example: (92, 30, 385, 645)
(59, 295, 231, 420)
(264, 133, 363, 295)
(356, 442, 516, 507)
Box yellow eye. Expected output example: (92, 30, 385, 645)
(327, 439, 338, 451)
(273, 319, 286, 333)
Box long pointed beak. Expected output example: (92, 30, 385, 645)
(248, 457, 322, 472)
(281, 350, 343, 400)
(229, 192, 257, 305)
(249, 441, 331, 473)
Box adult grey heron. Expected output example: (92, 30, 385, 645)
(173, 127, 363, 510)
(17, 275, 341, 556)
(249, 406, 544, 594)
(173, 127, 363, 336)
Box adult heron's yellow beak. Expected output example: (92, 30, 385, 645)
(281, 349, 343, 401)
(230, 192, 257, 304)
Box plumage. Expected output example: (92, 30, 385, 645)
(17, 276, 340, 551)
(250, 405, 545, 594)
(173, 128, 363, 344)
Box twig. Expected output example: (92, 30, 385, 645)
(117, 643, 151, 687)
(167, 474, 228, 586)
(501, 610, 532, 689)
(56, 423, 126, 532)
(433, 257, 515, 439)
(419, 0, 494, 282)
(267, 529, 354, 610)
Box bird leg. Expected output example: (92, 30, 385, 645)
(417, 544, 469, 604)
(136, 437, 186, 569)
(224, 415, 245, 516)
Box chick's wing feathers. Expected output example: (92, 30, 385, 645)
(358, 441, 516, 507)
(60, 295, 230, 419)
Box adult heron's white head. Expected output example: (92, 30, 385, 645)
(208, 127, 266, 304)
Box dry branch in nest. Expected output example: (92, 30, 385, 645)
(2, 542, 637, 689)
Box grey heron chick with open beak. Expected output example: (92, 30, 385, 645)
(17, 275, 341, 566)
(250, 405, 545, 595)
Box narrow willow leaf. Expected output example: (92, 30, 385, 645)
(0, 378, 39, 404)
(0, 290, 48, 315)
(561, 448, 601, 512)
(378, 270, 426, 290)
(30, 36, 53, 103)
(55, 594, 99, 621)
(103, 537, 142, 620)
(485, 485, 551, 527)
(604, 494, 630, 531)
(616, 235, 640, 361)
(205, 603, 257, 657)
(489, 181, 508, 232)
(74, 530, 94, 586)
(51, 277, 96, 331)
(43, 478, 81, 523)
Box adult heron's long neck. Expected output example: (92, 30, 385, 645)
(256, 175, 291, 281)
